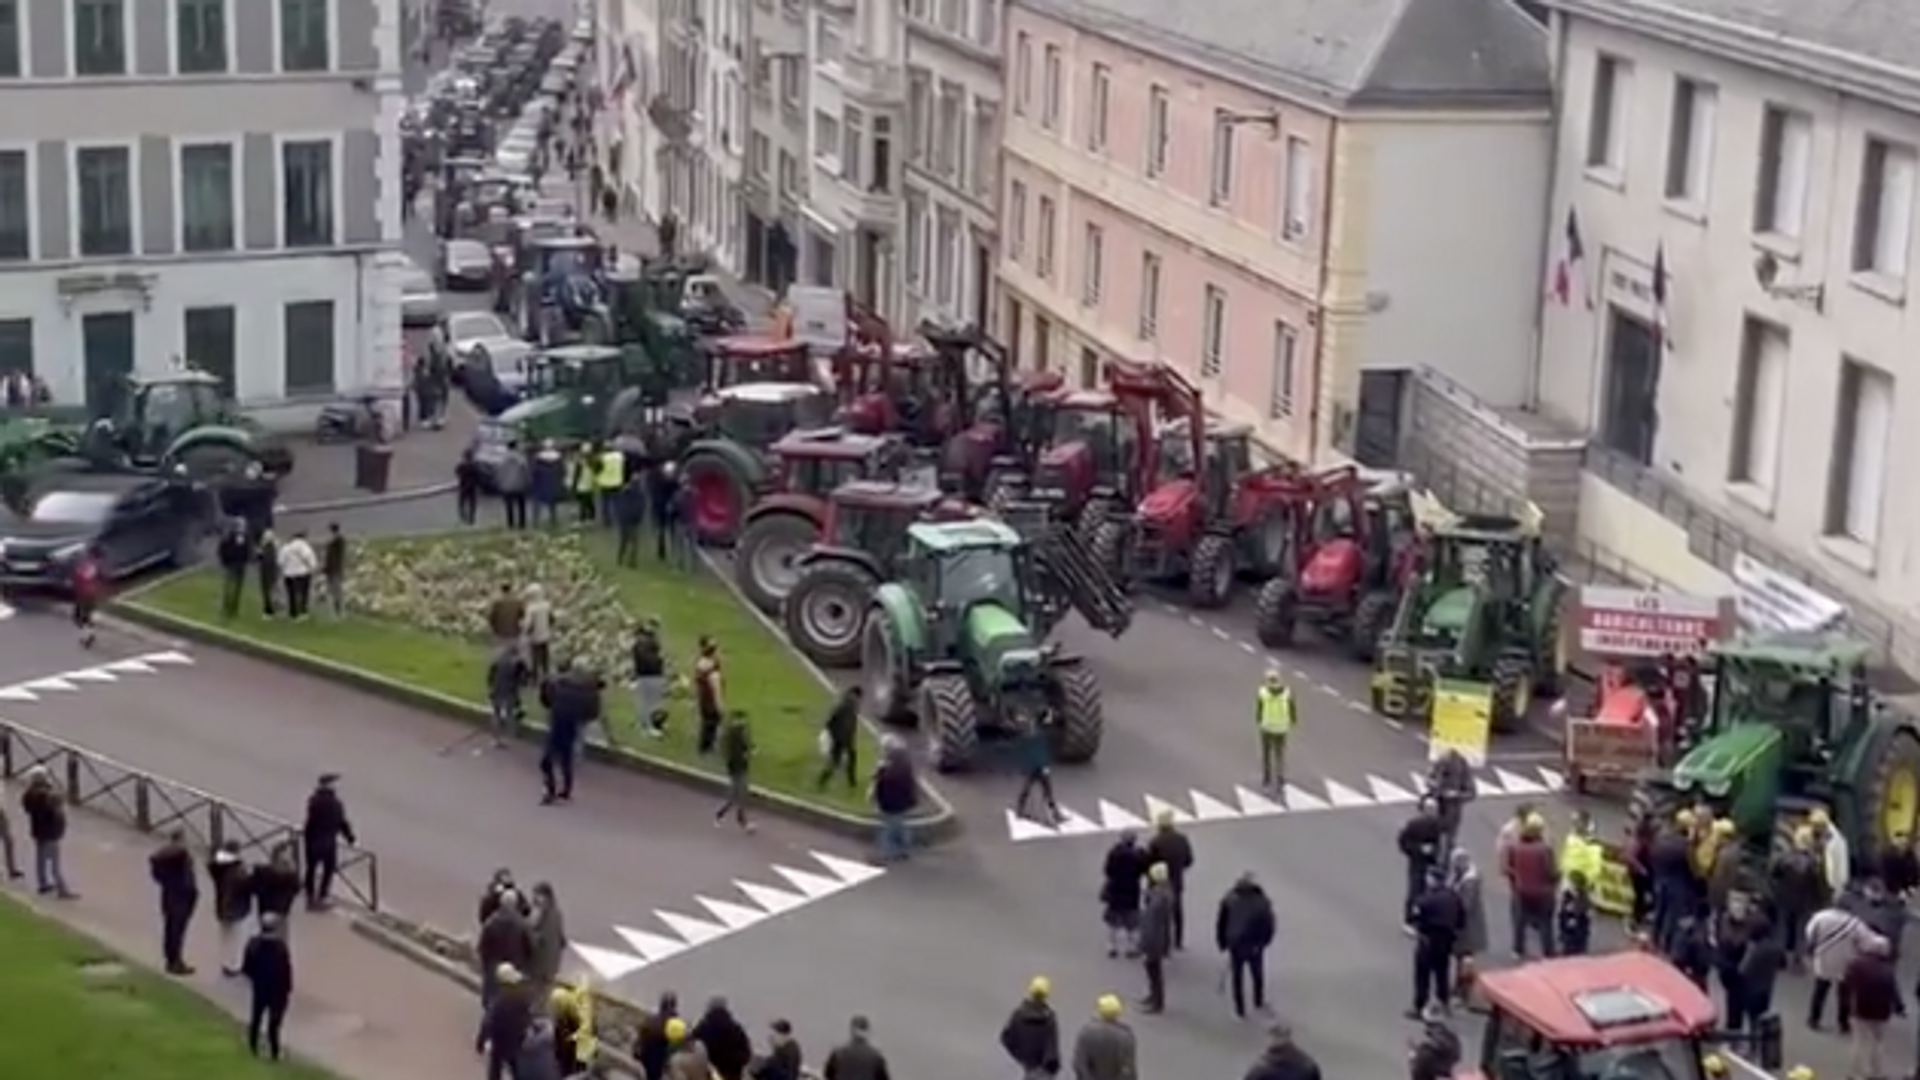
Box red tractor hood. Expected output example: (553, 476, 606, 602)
(1137, 477, 1197, 522)
(838, 393, 890, 435)
(1299, 536, 1363, 592)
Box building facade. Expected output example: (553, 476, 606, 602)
(798, 0, 903, 312)
(0, 0, 406, 417)
(901, 0, 1000, 330)
(741, 0, 806, 292)
(1541, 0, 1920, 646)
(999, 0, 1550, 463)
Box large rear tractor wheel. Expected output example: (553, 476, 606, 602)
(1350, 591, 1398, 663)
(922, 673, 981, 772)
(734, 512, 820, 613)
(1074, 497, 1113, 539)
(782, 559, 879, 668)
(1187, 533, 1235, 609)
(1254, 580, 1298, 647)
(1858, 725, 1920, 851)
(1089, 519, 1128, 583)
(861, 613, 915, 726)
(1049, 664, 1103, 765)
(1490, 655, 1535, 733)
(681, 450, 751, 546)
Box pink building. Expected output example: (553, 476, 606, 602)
(999, 0, 1553, 464)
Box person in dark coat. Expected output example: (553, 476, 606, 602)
(208, 840, 254, 976)
(255, 528, 280, 617)
(1408, 867, 1464, 1019)
(483, 964, 537, 1080)
(822, 1015, 891, 1080)
(1144, 811, 1195, 950)
(1407, 1020, 1463, 1080)
(634, 992, 682, 1080)
(217, 519, 251, 617)
(651, 463, 684, 564)
(530, 441, 566, 526)
(1880, 834, 1919, 900)
(1648, 818, 1697, 954)
(751, 1018, 805, 1080)
(1398, 802, 1445, 927)
(631, 619, 669, 737)
(1841, 936, 1900, 1080)
(20, 767, 74, 898)
(540, 660, 602, 803)
(1769, 830, 1826, 966)
(692, 995, 754, 1080)
(242, 914, 295, 1059)
(320, 522, 348, 615)
(456, 448, 484, 525)
(999, 977, 1062, 1079)
(1736, 917, 1785, 1030)
(1100, 833, 1146, 958)
(615, 472, 649, 566)
(149, 829, 199, 974)
(1243, 1021, 1322, 1080)
(1557, 871, 1594, 957)
(477, 890, 535, 1046)
(713, 712, 755, 831)
(1137, 863, 1176, 1014)
(301, 773, 355, 908)
(251, 843, 301, 926)
(1216, 872, 1278, 1018)
(817, 686, 861, 791)
(487, 646, 528, 746)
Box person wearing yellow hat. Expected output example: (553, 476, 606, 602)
(1784, 1065, 1815, 1080)
(1255, 668, 1296, 790)
(1701, 1052, 1728, 1077)
(1139, 861, 1177, 1013)
(1145, 808, 1195, 950)
(1072, 995, 1137, 1080)
(635, 992, 683, 1080)
(1000, 976, 1062, 1079)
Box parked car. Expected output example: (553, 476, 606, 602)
(0, 472, 205, 590)
(398, 262, 444, 327)
(440, 237, 497, 289)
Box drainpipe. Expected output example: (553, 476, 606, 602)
(1308, 116, 1340, 464)
(1528, 13, 1571, 413)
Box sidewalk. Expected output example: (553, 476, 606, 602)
(588, 209, 781, 325)
(275, 406, 472, 513)
(9, 811, 484, 1080)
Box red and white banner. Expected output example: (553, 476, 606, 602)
(1575, 586, 1728, 658)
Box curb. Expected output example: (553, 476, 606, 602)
(112, 591, 960, 846)
(279, 480, 459, 515)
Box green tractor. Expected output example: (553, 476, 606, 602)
(1368, 493, 1566, 732)
(860, 517, 1111, 771)
(1638, 632, 1920, 860)
(492, 344, 655, 447)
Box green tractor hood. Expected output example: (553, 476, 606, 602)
(966, 602, 1044, 685)
(498, 394, 569, 439)
(1421, 586, 1477, 636)
(1668, 722, 1786, 836)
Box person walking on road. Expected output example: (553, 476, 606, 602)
(817, 686, 861, 791)
(321, 523, 349, 616)
(457, 448, 484, 525)
(487, 645, 528, 746)
(1000, 976, 1062, 1079)
(149, 829, 199, 975)
(20, 766, 74, 898)
(1070, 996, 1136, 1080)
(1012, 715, 1060, 825)
(241, 913, 295, 1060)
(1409, 868, 1465, 1020)
(1137, 863, 1176, 1014)
(714, 713, 756, 832)
(209, 840, 254, 976)
(1255, 669, 1296, 791)
(70, 543, 103, 647)
(539, 660, 594, 804)
(822, 1015, 891, 1080)
(277, 529, 318, 620)
(1216, 872, 1277, 1019)
(301, 773, 356, 909)
(1145, 811, 1194, 951)
(870, 737, 917, 862)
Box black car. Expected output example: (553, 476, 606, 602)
(0, 472, 204, 589)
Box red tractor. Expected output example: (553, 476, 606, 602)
(699, 334, 817, 390)
(1252, 467, 1419, 657)
(677, 383, 839, 545)
(1085, 360, 1302, 608)
(731, 429, 911, 613)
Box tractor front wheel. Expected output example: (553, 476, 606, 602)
(681, 450, 751, 546)
(782, 559, 878, 668)
(1254, 580, 1298, 647)
(1490, 655, 1534, 733)
(1049, 664, 1103, 765)
(922, 673, 980, 772)
(1858, 725, 1920, 851)
(1350, 591, 1398, 662)
(1089, 519, 1128, 582)
(1188, 533, 1235, 609)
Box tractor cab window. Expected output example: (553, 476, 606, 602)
(935, 547, 1021, 611)
(1315, 496, 1357, 537)
(1570, 1037, 1706, 1080)
(784, 455, 867, 497)
(831, 502, 917, 556)
(1156, 428, 1196, 477)
(1207, 432, 1253, 479)
(130, 382, 216, 457)
(1716, 660, 1803, 728)
(530, 362, 580, 396)
(712, 392, 835, 449)
(1048, 405, 1127, 472)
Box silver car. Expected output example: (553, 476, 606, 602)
(440, 238, 496, 289)
(397, 263, 442, 327)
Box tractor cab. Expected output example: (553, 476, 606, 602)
(770, 428, 904, 498)
(526, 345, 626, 398)
(821, 481, 954, 563)
(702, 335, 815, 390)
(1471, 952, 1774, 1080)
(530, 235, 603, 281)
(896, 519, 1030, 623)
(114, 373, 230, 464)
(696, 383, 835, 452)
(1028, 389, 1137, 510)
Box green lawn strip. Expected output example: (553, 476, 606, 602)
(0, 897, 339, 1080)
(128, 528, 873, 817)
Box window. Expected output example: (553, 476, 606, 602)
(935, 208, 959, 306)
(0, 318, 30, 376)
(183, 306, 237, 396)
(971, 0, 998, 49)
(1851, 137, 1916, 279)
(871, 116, 892, 193)
(73, 0, 127, 76)
(842, 106, 865, 187)
(1041, 46, 1061, 130)
(1146, 86, 1170, 178)
(1200, 286, 1225, 377)
(779, 51, 802, 107)
(1754, 106, 1812, 240)
(1282, 137, 1311, 241)
(1663, 77, 1716, 204)
(778, 150, 800, 197)
(816, 21, 843, 66)
(179, 143, 235, 252)
(175, 0, 228, 74)
(936, 82, 962, 178)
(0, 150, 28, 260)
(1727, 316, 1787, 496)
(1008, 179, 1026, 261)
(814, 110, 841, 168)
(1036, 195, 1055, 279)
(1823, 359, 1892, 547)
(1087, 64, 1110, 152)
(280, 139, 335, 248)
(1081, 224, 1103, 307)
(935, 0, 961, 35)
(282, 300, 336, 394)
(1014, 32, 1031, 116)
(907, 70, 931, 165)
(75, 146, 133, 257)
(1138, 253, 1160, 340)
(1269, 322, 1297, 419)
(749, 131, 770, 178)
(905, 192, 926, 288)
(0, 0, 23, 78)
(1585, 55, 1628, 171)
(972, 101, 999, 197)
(279, 0, 330, 72)
(1209, 111, 1234, 206)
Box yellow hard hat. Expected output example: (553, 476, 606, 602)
(1147, 862, 1170, 883)
(1095, 994, 1123, 1020)
(1713, 819, 1736, 836)
(1675, 809, 1696, 826)
(1809, 807, 1830, 826)
(1702, 1053, 1727, 1076)
(1028, 976, 1051, 999)
(665, 1017, 688, 1042)
(1792, 827, 1815, 848)
(1786, 1066, 1815, 1080)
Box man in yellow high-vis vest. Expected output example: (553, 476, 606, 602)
(595, 443, 626, 525)
(1256, 669, 1297, 789)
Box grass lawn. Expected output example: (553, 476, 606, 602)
(0, 898, 339, 1080)
(127, 527, 875, 816)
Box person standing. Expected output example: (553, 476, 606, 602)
(693, 996, 755, 1080)
(817, 686, 861, 790)
(1137, 862, 1176, 1014)
(487, 645, 527, 747)
(1244, 1022, 1323, 1080)
(70, 543, 103, 647)
(615, 469, 649, 566)
(241, 914, 295, 1060)
(320, 523, 348, 616)
(149, 829, 199, 975)
(487, 583, 526, 655)
(278, 529, 318, 621)
(1447, 849, 1488, 1005)
(252, 843, 302, 930)
(498, 442, 531, 529)
(999, 977, 1062, 1080)
(457, 448, 484, 525)
(531, 440, 566, 527)
(1012, 717, 1059, 825)
(597, 441, 626, 526)
(208, 840, 254, 976)
(1503, 814, 1558, 958)
(1101, 833, 1146, 959)
(1070, 996, 1136, 1080)
(568, 444, 599, 522)
(522, 585, 556, 683)
(822, 1015, 891, 1080)
(693, 637, 724, 755)
(255, 528, 281, 618)
(714, 713, 755, 832)
(301, 773, 356, 909)
(1840, 935, 1898, 1080)
(526, 882, 569, 986)
(870, 738, 917, 862)
(630, 619, 668, 737)
(1255, 669, 1295, 791)
(1807, 898, 1869, 1032)
(20, 766, 74, 898)
(539, 660, 590, 804)
(0, 773, 21, 881)
(1408, 868, 1465, 1020)
(1145, 811, 1195, 951)
(477, 892, 534, 1050)
(1215, 872, 1276, 1019)
(217, 520, 251, 618)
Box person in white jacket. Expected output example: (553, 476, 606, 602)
(521, 584, 555, 681)
(276, 531, 319, 621)
(1806, 900, 1869, 1031)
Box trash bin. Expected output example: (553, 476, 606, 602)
(354, 444, 393, 494)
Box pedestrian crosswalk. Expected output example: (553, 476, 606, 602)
(565, 850, 888, 983)
(0, 650, 194, 702)
(1004, 764, 1567, 842)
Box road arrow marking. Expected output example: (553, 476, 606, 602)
(614, 926, 687, 963)
(1281, 784, 1331, 812)
(1188, 790, 1240, 820)
(697, 896, 768, 931)
(64, 668, 117, 682)
(23, 677, 74, 692)
(772, 864, 847, 900)
(570, 942, 648, 981)
(1367, 775, 1419, 804)
(1055, 808, 1101, 835)
(735, 880, 807, 914)
(1323, 780, 1373, 808)
(1005, 809, 1057, 842)
(1143, 794, 1191, 825)
(655, 910, 727, 945)
(0, 687, 36, 702)
(1538, 768, 1566, 791)
(1234, 786, 1287, 817)
(1098, 800, 1146, 831)
(811, 851, 885, 886)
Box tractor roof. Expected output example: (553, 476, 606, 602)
(1053, 389, 1116, 409)
(1477, 953, 1716, 1046)
(535, 235, 596, 250)
(832, 479, 944, 508)
(1711, 631, 1870, 671)
(772, 427, 888, 459)
(706, 334, 805, 358)
(539, 344, 623, 364)
(713, 382, 824, 404)
(132, 370, 222, 388)
(908, 518, 1022, 552)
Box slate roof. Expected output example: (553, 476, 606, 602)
(1554, 0, 1920, 80)
(1020, 0, 1551, 109)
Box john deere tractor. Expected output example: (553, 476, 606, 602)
(1636, 632, 1920, 861)
(1369, 493, 1566, 731)
(859, 517, 1113, 771)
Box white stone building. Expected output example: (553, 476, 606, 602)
(900, 0, 1001, 330)
(799, 0, 905, 313)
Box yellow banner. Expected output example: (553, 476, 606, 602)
(1592, 853, 1636, 917)
(1428, 679, 1492, 766)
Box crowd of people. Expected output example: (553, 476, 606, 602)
(214, 520, 351, 621)
(453, 435, 696, 571)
